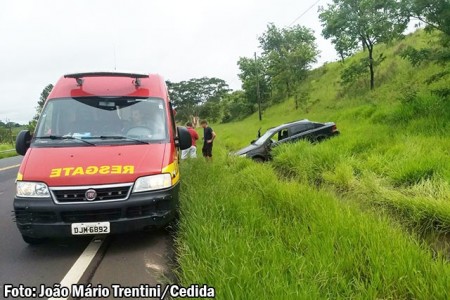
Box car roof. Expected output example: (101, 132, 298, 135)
(48, 71, 167, 100)
(269, 119, 312, 131)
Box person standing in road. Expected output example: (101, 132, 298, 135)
(181, 122, 199, 159)
(200, 120, 216, 161)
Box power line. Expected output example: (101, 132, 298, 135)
(288, 0, 322, 27)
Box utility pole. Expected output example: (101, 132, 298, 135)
(254, 52, 262, 121)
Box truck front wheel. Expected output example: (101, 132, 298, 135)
(22, 235, 45, 245)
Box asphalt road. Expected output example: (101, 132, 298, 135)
(0, 156, 176, 300)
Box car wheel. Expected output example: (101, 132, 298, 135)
(313, 135, 326, 143)
(252, 157, 265, 163)
(22, 235, 45, 245)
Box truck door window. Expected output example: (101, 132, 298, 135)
(35, 103, 54, 135)
(169, 102, 176, 135)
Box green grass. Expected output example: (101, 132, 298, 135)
(0, 126, 25, 159)
(0, 143, 17, 159)
(176, 151, 450, 298)
(175, 29, 450, 298)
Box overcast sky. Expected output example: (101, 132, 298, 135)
(0, 0, 338, 124)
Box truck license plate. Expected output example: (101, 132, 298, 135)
(71, 222, 110, 235)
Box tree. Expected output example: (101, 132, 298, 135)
(237, 56, 271, 113)
(167, 80, 202, 122)
(221, 91, 254, 122)
(407, 0, 450, 36)
(319, 0, 409, 89)
(198, 101, 222, 123)
(167, 77, 230, 123)
(258, 23, 318, 97)
(28, 83, 53, 132)
(34, 84, 53, 121)
(403, 0, 450, 65)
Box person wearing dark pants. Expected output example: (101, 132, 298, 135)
(200, 120, 216, 161)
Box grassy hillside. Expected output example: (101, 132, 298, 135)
(0, 143, 17, 159)
(175, 30, 450, 298)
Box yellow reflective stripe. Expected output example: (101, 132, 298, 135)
(162, 161, 180, 185)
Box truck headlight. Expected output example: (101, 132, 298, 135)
(132, 174, 172, 193)
(16, 181, 50, 197)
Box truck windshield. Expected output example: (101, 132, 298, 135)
(33, 97, 168, 146)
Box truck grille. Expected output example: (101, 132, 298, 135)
(127, 204, 157, 218)
(61, 208, 122, 223)
(50, 183, 133, 204)
(14, 209, 57, 224)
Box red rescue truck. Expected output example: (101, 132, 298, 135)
(14, 72, 191, 244)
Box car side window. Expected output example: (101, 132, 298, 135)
(291, 124, 314, 135)
(291, 124, 305, 134)
(307, 124, 315, 131)
(277, 129, 289, 141)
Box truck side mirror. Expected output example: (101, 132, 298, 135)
(176, 126, 192, 150)
(16, 130, 32, 156)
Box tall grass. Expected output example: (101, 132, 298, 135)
(176, 152, 450, 298)
(269, 122, 450, 234)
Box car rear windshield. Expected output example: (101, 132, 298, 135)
(33, 97, 168, 146)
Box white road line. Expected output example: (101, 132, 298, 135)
(49, 237, 105, 300)
(0, 164, 20, 172)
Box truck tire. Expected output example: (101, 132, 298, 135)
(165, 211, 180, 233)
(22, 235, 45, 245)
